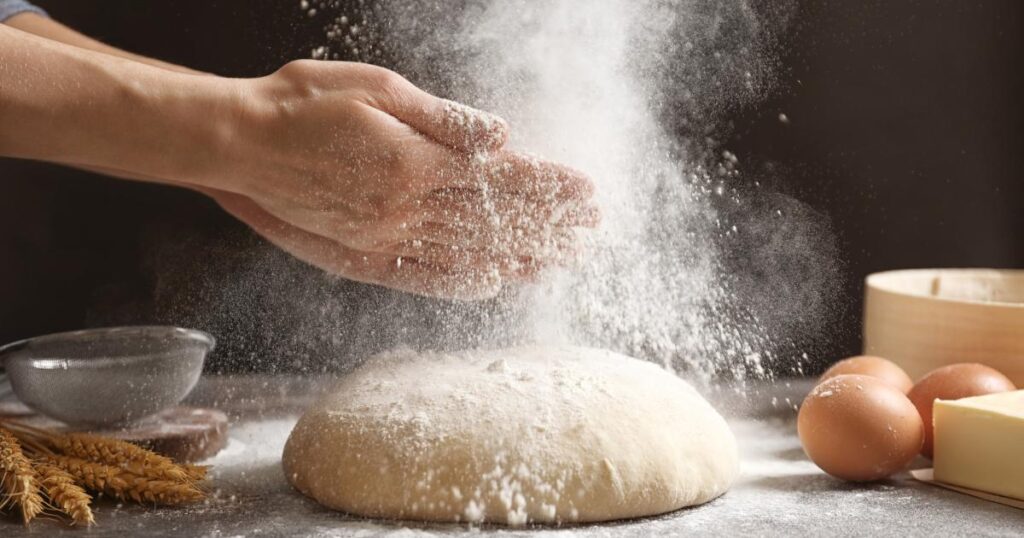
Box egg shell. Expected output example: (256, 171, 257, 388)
(907, 363, 1016, 458)
(798, 374, 924, 482)
(820, 355, 914, 394)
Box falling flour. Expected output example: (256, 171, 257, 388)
(122, 0, 841, 381)
(294, 0, 842, 387)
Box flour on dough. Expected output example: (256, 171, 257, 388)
(282, 346, 739, 525)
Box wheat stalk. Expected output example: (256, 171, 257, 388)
(0, 419, 211, 526)
(46, 454, 204, 505)
(0, 428, 44, 525)
(34, 461, 94, 526)
(52, 433, 190, 483)
(3, 422, 207, 485)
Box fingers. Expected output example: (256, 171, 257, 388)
(390, 137, 601, 238)
(385, 240, 543, 277)
(423, 150, 596, 205)
(366, 68, 509, 154)
(433, 99, 510, 153)
(372, 258, 505, 301)
(211, 190, 505, 301)
(419, 188, 602, 231)
(407, 221, 580, 260)
(397, 188, 594, 263)
(362, 71, 594, 205)
(481, 152, 595, 204)
(355, 68, 595, 210)
(405, 145, 597, 213)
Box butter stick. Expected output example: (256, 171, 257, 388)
(933, 390, 1024, 501)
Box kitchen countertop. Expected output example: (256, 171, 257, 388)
(3, 376, 1022, 537)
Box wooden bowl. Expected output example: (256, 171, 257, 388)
(864, 269, 1024, 385)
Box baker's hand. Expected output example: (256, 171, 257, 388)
(211, 60, 599, 299)
(0, 19, 599, 300)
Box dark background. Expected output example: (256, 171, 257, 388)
(1, 0, 1021, 374)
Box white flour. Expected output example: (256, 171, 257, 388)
(301, 0, 842, 384)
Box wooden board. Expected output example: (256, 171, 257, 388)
(0, 402, 228, 463)
(911, 468, 1024, 510)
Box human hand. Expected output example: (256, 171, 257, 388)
(0, 22, 598, 300)
(204, 60, 599, 299)
(0, 23, 598, 299)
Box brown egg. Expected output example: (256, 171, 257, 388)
(798, 374, 924, 481)
(908, 363, 1016, 458)
(819, 355, 914, 394)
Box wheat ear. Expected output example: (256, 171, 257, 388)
(52, 433, 190, 482)
(34, 461, 94, 526)
(46, 455, 204, 505)
(183, 464, 210, 482)
(0, 428, 45, 525)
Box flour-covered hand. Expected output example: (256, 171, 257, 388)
(209, 60, 600, 298)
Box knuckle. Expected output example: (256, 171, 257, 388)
(270, 60, 324, 102)
(364, 67, 414, 106)
(371, 68, 409, 93)
(277, 59, 319, 79)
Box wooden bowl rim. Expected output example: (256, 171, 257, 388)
(866, 268, 1024, 310)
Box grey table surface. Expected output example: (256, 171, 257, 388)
(2, 376, 1022, 537)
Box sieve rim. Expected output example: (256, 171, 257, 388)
(0, 325, 216, 364)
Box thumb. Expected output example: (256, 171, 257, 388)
(370, 72, 509, 153)
(429, 98, 510, 154)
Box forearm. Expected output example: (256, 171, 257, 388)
(0, 24, 239, 188)
(4, 12, 205, 75)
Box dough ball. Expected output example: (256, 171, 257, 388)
(282, 346, 738, 525)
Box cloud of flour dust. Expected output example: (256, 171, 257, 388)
(300, 0, 839, 384)
(120, 1, 842, 382)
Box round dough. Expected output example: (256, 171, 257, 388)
(282, 346, 738, 525)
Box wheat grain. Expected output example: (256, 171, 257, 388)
(47, 455, 204, 505)
(183, 464, 210, 482)
(0, 421, 213, 527)
(34, 461, 94, 526)
(0, 428, 44, 525)
(53, 433, 190, 482)
(120, 472, 206, 505)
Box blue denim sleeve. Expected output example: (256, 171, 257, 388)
(0, 0, 47, 22)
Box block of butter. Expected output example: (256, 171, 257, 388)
(933, 390, 1024, 501)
